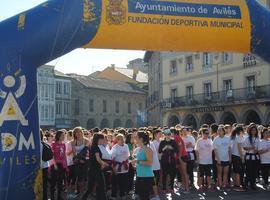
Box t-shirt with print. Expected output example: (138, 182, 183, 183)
(195, 138, 213, 165)
(213, 136, 231, 162)
(258, 139, 270, 164)
(111, 144, 130, 173)
(242, 136, 260, 154)
(183, 135, 196, 160)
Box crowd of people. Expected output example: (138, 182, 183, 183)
(40, 123, 270, 200)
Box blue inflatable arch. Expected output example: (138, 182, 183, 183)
(0, 0, 270, 199)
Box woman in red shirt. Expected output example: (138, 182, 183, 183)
(50, 130, 67, 200)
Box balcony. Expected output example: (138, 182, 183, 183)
(160, 85, 270, 109)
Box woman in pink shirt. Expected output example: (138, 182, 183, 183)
(50, 130, 67, 200)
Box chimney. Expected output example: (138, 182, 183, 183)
(111, 64, 115, 69)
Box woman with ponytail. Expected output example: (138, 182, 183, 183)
(133, 131, 154, 200)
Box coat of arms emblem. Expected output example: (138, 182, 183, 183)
(106, 0, 126, 25)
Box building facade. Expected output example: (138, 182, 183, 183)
(160, 52, 270, 129)
(70, 75, 147, 129)
(37, 65, 55, 129)
(54, 71, 72, 129)
(146, 0, 270, 129)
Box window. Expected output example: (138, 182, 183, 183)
(224, 79, 233, 98)
(171, 88, 177, 100)
(63, 82, 70, 95)
(89, 99, 94, 112)
(246, 75, 256, 93)
(204, 83, 212, 98)
(45, 105, 49, 119)
(222, 53, 233, 64)
(56, 102, 62, 115)
(186, 86, 193, 99)
(115, 101, 119, 113)
(56, 81, 61, 94)
(185, 56, 193, 72)
(139, 103, 142, 110)
(203, 53, 212, 71)
(75, 99, 80, 115)
(103, 100, 107, 113)
(128, 102, 131, 114)
(50, 105, 54, 119)
(224, 79, 232, 91)
(170, 60, 177, 75)
(64, 102, 70, 115)
(45, 85, 48, 98)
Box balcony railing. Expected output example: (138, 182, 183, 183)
(160, 85, 270, 109)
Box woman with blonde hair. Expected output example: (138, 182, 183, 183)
(71, 127, 90, 195)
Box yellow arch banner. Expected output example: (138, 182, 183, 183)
(85, 0, 251, 53)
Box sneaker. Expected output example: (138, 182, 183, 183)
(266, 185, 270, 191)
(150, 196, 161, 200)
(182, 189, 190, 194)
(233, 186, 245, 192)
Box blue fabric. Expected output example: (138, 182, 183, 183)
(136, 148, 154, 177)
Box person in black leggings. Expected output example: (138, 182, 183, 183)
(243, 124, 260, 190)
(82, 133, 108, 200)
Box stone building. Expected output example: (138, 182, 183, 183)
(54, 70, 72, 129)
(69, 74, 147, 129)
(37, 65, 55, 129)
(160, 52, 270, 129)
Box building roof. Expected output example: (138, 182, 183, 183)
(114, 67, 148, 83)
(88, 71, 101, 78)
(69, 74, 146, 94)
(54, 70, 70, 78)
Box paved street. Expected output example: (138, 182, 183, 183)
(159, 188, 270, 200)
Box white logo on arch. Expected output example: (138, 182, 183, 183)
(0, 72, 28, 126)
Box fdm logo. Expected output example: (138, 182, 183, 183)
(0, 69, 35, 152)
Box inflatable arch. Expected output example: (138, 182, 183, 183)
(0, 0, 270, 199)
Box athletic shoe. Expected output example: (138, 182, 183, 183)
(182, 189, 190, 194)
(266, 185, 270, 191)
(150, 196, 161, 200)
(233, 186, 246, 192)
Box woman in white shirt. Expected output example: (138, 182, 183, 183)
(258, 128, 270, 190)
(230, 126, 245, 191)
(182, 127, 196, 187)
(213, 126, 231, 189)
(111, 134, 130, 199)
(195, 128, 213, 191)
(150, 129, 162, 200)
(242, 124, 260, 190)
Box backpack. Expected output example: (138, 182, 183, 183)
(42, 141, 53, 162)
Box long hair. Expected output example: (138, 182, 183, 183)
(261, 128, 269, 139)
(125, 133, 133, 144)
(92, 133, 105, 147)
(247, 124, 258, 145)
(55, 130, 64, 142)
(231, 126, 244, 140)
(137, 131, 150, 145)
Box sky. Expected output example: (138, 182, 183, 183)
(0, 0, 145, 75)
